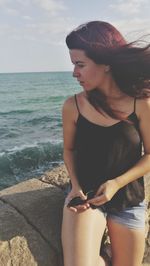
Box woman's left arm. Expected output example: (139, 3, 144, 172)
(115, 98, 150, 189)
(88, 98, 150, 206)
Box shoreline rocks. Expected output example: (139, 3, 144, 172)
(0, 164, 149, 265)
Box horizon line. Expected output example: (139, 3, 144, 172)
(0, 70, 72, 74)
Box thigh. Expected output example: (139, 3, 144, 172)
(107, 218, 145, 266)
(61, 206, 107, 266)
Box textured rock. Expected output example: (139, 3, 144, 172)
(40, 164, 70, 189)
(143, 174, 150, 265)
(0, 178, 65, 266)
(0, 200, 57, 266)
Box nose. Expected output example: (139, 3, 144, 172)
(73, 66, 80, 78)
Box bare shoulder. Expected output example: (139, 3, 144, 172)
(62, 92, 85, 117)
(136, 98, 150, 120)
(62, 95, 78, 123)
(62, 96, 75, 112)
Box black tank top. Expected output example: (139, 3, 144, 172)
(74, 94, 144, 212)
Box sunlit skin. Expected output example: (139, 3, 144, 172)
(70, 49, 122, 98)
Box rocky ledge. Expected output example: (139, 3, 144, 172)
(0, 164, 149, 266)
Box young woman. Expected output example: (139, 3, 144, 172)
(61, 21, 150, 266)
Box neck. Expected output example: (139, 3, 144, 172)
(97, 74, 124, 99)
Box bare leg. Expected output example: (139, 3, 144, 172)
(107, 218, 145, 266)
(61, 206, 107, 266)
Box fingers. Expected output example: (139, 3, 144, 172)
(87, 193, 107, 206)
(64, 195, 90, 213)
(68, 202, 90, 212)
(94, 185, 104, 197)
(70, 202, 90, 212)
(80, 192, 87, 201)
(64, 196, 72, 206)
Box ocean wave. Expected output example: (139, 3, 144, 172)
(0, 141, 63, 188)
(0, 109, 35, 115)
(26, 115, 51, 125)
(3, 132, 19, 138)
(21, 115, 62, 127)
(47, 96, 65, 102)
(0, 152, 5, 157)
(5, 140, 63, 155)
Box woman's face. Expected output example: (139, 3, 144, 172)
(69, 49, 109, 91)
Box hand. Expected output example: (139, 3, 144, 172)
(87, 179, 120, 207)
(65, 186, 90, 213)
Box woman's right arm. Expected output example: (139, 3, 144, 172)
(62, 97, 88, 211)
(62, 96, 79, 187)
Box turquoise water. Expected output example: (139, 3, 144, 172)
(0, 72, 80, 190)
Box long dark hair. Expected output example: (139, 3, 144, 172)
(66, 21, 150, 119)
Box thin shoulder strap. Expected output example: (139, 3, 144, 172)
(134, 97, 136, 113)
(74, 94, 80, 114)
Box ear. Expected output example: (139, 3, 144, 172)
(105, 65, 110, 72)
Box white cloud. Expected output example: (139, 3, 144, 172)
(0, 14, 74, 46)
(0, 0, 67, 16)
(112, 18, 150, 42)
(0, 0, 11, 8)
(0, 0, 8, 5)
(22, 17, 74, 43)
(0, 24, 18, 36)
(22, 16, 33, 20)
(0, 0, 21, 14)
(33, 0, 67, 13)
(5, 7, 18, 15)
(35, 19, 73, 35)
(16, 0, 30, 6)
(110, 0, 149, 15)
(0, 0, 69, 42)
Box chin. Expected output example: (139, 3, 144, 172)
(84, 86, 95, 92)
(81, 84, 91, 90)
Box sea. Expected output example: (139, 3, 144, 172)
(0, 72, 81, 190)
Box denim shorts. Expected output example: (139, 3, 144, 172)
(106, 201, 146, 229)
(64, 185, 146, 230)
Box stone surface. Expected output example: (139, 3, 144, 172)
(40, 164, 70, 189)
(0, 178, 65, 266)
(0, 200, 57, 266)
(143, 174, 150, 265)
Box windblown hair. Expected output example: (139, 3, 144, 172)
(66, 21, 150, 119)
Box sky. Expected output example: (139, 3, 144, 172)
(0, 0, 150, 73)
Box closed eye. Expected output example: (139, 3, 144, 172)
(77, 64, 85, 68)
(72, 60, 85, 67)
